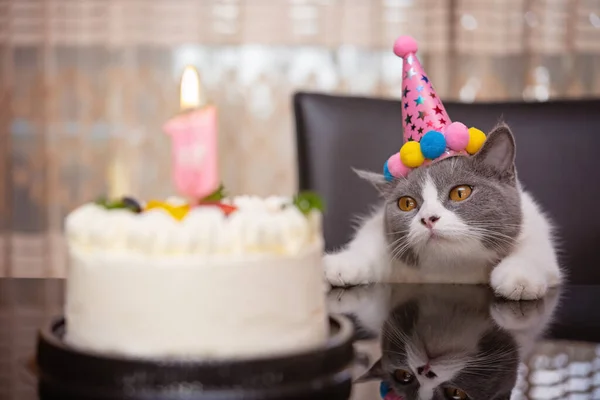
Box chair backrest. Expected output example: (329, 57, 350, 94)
(294, 92, 600, 284)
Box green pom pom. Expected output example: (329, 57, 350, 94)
(293, 191, 325, 215)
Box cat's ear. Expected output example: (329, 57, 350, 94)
(354, 169, 392, 195)
(472, 124, 517, 179)
(354, 359, 384, 383)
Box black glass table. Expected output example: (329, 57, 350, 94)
(1, 278, 600, 400)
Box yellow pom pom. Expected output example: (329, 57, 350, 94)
(466, 127, 486, 154)
(400, 141, 425, 168)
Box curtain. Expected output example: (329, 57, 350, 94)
(1, 0, 599, 278)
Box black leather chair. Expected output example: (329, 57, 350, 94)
(294, 92, 600, 284)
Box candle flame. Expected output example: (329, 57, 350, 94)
(180, 66, 202, 110)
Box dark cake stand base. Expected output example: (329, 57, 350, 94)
(36, 314, 355, 400)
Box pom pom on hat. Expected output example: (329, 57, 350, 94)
(445, 122, 469, 151)
(393, 36, 418, 57)
(383, 160, 394, 182)
(400, 141, 425, 168)
(466, 127, 486, 154)
(386, 153, 411, 178)
(420, 130, 446, 159)
(380, 381, 390, 398)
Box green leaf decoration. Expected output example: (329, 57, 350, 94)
(93, 196, 142, 213)
(293, 191, 325, 215)
(201, 184, 227, 202)
(94, 196, 108, 206)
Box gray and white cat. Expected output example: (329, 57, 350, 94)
(331, 284, 560, 400)
(324, 125, 563, 300)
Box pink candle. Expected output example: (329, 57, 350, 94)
(163, 66, 219, 202)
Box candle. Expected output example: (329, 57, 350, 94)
(163, 66, 219, 202)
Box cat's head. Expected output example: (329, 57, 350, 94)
(358, 124, 522, 266)
(356, 294, 519, 400)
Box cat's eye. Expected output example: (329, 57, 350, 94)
(397, 196, 417, 211)
(444, 387, 469, 400)
(393, 369, 415, 384)
(449, 185, 473, 202)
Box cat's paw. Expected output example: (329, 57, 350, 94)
(327, 285, 391, 335)
(490, 300, 545, 331)
(324, 253, 371, 287)
(490, 258, 548, 300)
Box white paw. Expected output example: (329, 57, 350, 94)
(324, 253, 370, 287)
(326, 285, 391, 333)
(491, 258, 548, 300)
(490, 300, 544, 331)
(323, 279, 331, 293)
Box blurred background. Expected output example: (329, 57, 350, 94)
(1, 0, 599, 277)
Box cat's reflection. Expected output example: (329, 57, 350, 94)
(328, 284, 560, 400)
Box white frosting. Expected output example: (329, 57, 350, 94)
(64, 196, 328, 359)
(65, 196, 322, 257)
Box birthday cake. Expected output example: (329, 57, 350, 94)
(63, 190, 328, 359)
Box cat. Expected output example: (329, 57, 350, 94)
(324, 124, 563, 300)
(327, 284, 560, 400)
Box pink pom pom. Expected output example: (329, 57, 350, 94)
(393, 36, 418, 58)
(387, 153, 411, 177)
(444, 122, 469, 151)
(384, 392, 405, 400)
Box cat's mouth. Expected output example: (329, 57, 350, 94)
(426, 231, 449, 242)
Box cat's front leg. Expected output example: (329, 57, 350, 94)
(490, 197, 562, 300)
(490, 245, 562, 300)
(324, 208, 391, 287)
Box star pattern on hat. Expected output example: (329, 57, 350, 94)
(399, 46, 451, 142)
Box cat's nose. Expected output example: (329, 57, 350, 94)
(417, 365, 437, 379)
(420, 215, 440, 228)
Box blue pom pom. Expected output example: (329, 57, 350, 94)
(383, 161, 394, 182)
(380, 381, 390, 397)
(420, 130, 446, 159)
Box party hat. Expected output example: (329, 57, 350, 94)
(383, 36, 487, 181)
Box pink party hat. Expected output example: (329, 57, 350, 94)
(383, 36, 487, 180)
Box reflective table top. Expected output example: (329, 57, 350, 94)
(1, 278, 600, 400)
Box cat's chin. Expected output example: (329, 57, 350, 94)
(415, 232, 480, 255)
(415, 231, 459, 247)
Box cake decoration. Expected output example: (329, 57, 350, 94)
(383, 35, 487, 180)
(94, 196, 142, 213)
(163, 65, 219, 200)
(145, 201, 190, 220)
(293, 191, 325, 215)
(91, 187, 323, 222)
